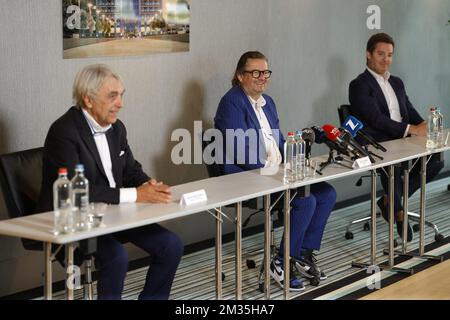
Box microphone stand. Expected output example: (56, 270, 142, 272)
(319, 150, 353, 173)
(363, 146, 383, 161)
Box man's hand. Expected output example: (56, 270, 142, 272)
(408, 122, 427, 136)
(136, 179, 172, 203)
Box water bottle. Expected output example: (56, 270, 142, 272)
(71, 164, 90, 231)
(295, 130, 306, 180)
(53, 168, 72, 235)
(436, 107, 444, 147)
(426, 107, 439, 149)
(283, 132, 297, 183)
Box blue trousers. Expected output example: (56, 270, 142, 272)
(278, 182, 336, 259)
(95, 224, 183, 300)
(379, 154, 444, 214)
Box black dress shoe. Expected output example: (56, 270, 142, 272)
(377, 197, 388, 222)
(378, 197, 413, 242)
(396, 220, 414, 242)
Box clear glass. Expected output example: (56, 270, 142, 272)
(89, 203, 107, 228)
(305, 160, 318, 178)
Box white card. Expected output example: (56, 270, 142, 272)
(352, 156, 372, 169)
(180, 189, 208, 206)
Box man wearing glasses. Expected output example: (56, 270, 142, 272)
(214, 51, 336, 291)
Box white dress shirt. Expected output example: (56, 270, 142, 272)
(247, 95, 282, 168)
(82, 109, 137, 203)
(367, 68, 409, 137)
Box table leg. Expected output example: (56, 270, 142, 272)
(44, 242, 52, 300)
(235, 202, 242, 300)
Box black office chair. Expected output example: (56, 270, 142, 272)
(338, 105, 444, 243)
(0, 147, 96, 299)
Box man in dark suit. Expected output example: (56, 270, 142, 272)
(349, 33, 444, 241)
(215, 51, 336, 291)
(37, 64, 183, 300)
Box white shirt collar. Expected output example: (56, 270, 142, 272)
(81, 108, 112, 135)
(367, 67, 390, 82)
(247, 95, 266, 108)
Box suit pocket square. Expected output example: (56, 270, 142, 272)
(119, 150, 125, 157)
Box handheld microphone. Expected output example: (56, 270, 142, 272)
(322, 124, 373, 161)
(301, 128, 315, 159)
(342, 115, 387, 152)
(311, 126, 351, 157)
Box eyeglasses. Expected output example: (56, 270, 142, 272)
(243, 69, 272, 79)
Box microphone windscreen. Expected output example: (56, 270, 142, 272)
(301, 128, 315, 143)
(342, 115, 364, 137)
(322, 124, 341, 142)
(311, 126, 326, 144)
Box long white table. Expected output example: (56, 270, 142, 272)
(0, 132, 448, 300)
(0, 170, 287, 300)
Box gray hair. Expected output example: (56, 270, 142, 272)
(72, 64, 122, 108)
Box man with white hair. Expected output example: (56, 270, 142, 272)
(37, 64, 183, 300)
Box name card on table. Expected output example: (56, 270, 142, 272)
(180, 189, 208, 206)
(352, 156, 372, 169)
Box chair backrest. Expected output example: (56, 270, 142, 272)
(201, 132, 222, 178)
(337, 104, 352, 125)
(0, 147, 44, 250)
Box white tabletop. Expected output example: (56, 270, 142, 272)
(0, 170, 286, 244)
(0, 134, 448, 245)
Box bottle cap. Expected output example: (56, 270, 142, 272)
(75, 164, 85, 171)
(295, 130, 302, 136)
(287, 132, 294, 136)
(430, 106, 436, 111)
(58, 168, 68, 174)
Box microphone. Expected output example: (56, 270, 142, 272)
(339, 128, 376, 163)
(301, 128, 315, 159)
(342, 115, 387, 152)
(311, 126, 351, 157)
(322, 124, 373, 161)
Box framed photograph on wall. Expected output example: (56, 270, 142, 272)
(62, 0, 190, 59)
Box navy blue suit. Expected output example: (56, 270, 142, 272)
(37, 107, 183, 300)
(349, 69, 424, 142)
(215, 86, 336, 258)
(349, 70, 444, 213)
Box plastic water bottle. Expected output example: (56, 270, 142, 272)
(53, 168, 72, 235)
(283, 132, 297, 183)
(295, 130, 306, 180)
(436, 107, 444, 148)
(71, 164, 89, 231)
(426, 107, 439, 149)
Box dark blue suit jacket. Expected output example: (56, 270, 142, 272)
(214, 86, 284, 175)
(348, 69, 424, 142)
(36, 107, 150, 213)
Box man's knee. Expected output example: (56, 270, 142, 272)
(164, 232, 184, 261)
(291, 194, 317, 215)
(315, 183, 337, 204)
(98, 245, 129, 272)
